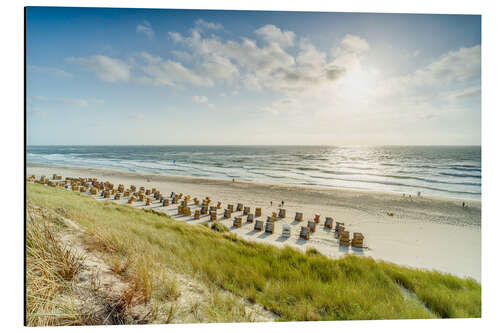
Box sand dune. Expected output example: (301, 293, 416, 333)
(27, 163, 481, 281)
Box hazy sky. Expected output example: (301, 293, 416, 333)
(26, 7, 481, 145)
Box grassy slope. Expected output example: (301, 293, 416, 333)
(27, 183, 481, 321)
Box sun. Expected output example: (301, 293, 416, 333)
(338, 67, 377, 100)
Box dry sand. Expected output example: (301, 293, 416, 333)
(27, 163, 481, 282)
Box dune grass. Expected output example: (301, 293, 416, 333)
(26, 201, 83, 326)
(27, 183, 481, 321)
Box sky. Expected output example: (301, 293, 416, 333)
(26, 7, 481, 145)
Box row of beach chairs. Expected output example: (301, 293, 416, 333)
(30, 174, 365, 248)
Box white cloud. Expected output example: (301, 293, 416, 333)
(413, 49, 421, 57)
(201, 54, 238, 82)
(66, 55, 131, 82)
(28, 65, 72, 78)
(31, 96, 103, 107)
(378, 45, 481, 97)
(340, 34, 370, 53)
(136, 52, 213, 87)
(191, 95, 208, 103)
(254, 24, 295, 48)
(137, 20, 154, 39)
(195, 19, 223, 31)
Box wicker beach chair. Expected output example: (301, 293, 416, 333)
(300, 226, 310, 240)
(236, 203, 243, 211)
(243, 206, 250, 215)
(224, 209, 232, 219)
(339, 231, 350, 246)
(254, 220, 264, 231)
(324, 217, 333, 229)
(351, 232, 364, 248)
(246, 213, 254, 223)
(307, 220, 316, 233)
(278, 208, 286, 218)
(265, 221, 275, 234)
(233, 217, 242, 228)
(210, 211, 217, 221)
(295, 212, 303, 222)
(255, 207, 262, 217)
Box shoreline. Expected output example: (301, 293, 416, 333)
(27, 162, 481, 205)
(27, 162, 482, 281)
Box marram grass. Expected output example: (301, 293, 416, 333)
(27, 183, 481, 322)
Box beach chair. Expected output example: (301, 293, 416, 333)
(210, 211, 217, 221)
(300, 226, 310, 240)
(314, 214, 320, 223)
(335, 222, 345, 233)
(233, 217, 242, 228)
(114, 193, 121, 200)
(127, 196, 136, 204)
(295, 212, 303, 222)
(279, 208, 286, 218)
(172, 196, 179, 204)
(90, 187, 98, 195)
(162, 199, 169, 206)
(307, 220, 316, 233)
(194, 210, 200, 220)
(351, 232, 364, 248)
(194, 198, 199, 205)
(146, 198, 152, 206)
(324, 217, 333, 229)
(80, 186, 87, 193)
(282, 224, 291, 237)
(210, 206, 217, 213)
(243, 206, 250, 215)
(124, 190, 130, 197)
(104, 191, 110, 199)
(266, 216, 273, 223)
(224, 209, 232, 219)
(236, 203, 243, 211)
(217, 201, 222, 209)
(201, 205, 208, 214)
(255, 208, 262, 217)
(227, 204, 234, 212)
(179, 193, 183, 199)
(254, 220, 264, 231)
(339, 231, 350, 246)
(271, 212, 277, 221)
(178, 206, 184, 215)
(152, 188, 157, 194)
(247, 213, 254, 223)
(183, 207, 191, 217)
(139, 194, 145, 202)
(265, 221, 275, 234)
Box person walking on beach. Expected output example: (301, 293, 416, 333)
(281, 200, 284, 207)
(270, 201, 273, 206)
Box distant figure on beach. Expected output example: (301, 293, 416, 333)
(282, 200, 284, 207)
(270, 201, 273, 206)
(232, 178, 235, 182)
(462, 202, 465, 208)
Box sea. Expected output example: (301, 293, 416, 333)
(27, 145, 481, 200)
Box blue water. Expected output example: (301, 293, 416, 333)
(27, 145, 481, 200)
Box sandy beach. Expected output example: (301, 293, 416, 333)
(27, 163, 481, 281)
